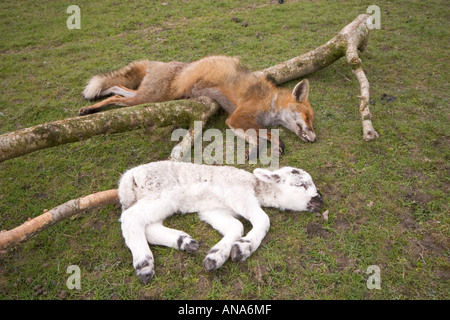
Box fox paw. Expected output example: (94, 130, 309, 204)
(272, 139, 285, 157)
(79, 107, 93, 116)
(271, 146, 283, 157)
(245, 146, 259, 162)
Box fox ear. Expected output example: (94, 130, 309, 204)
(253, 168, 281, 184)
(292, 79, 309, 103)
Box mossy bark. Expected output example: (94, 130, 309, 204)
(263, 14, 378, 141)
(0, 99, 213, 162)
(262, 36, 346, 84)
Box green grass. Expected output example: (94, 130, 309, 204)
(0, 0, 448, 300)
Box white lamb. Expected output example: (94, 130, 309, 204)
(118, 161, 323, 284)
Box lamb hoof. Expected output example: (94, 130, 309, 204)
(184, 239, 199, 253)
(177, 235, 199, 253)
(230, 244, 244, 261)
(135, 256, 154, 284)
(137, 269, 155, 284)
(203, 257, 217, 272)
(231, 239, 252, 262)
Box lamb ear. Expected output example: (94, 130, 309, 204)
(253, 168, 281, 184)
(292, 79, 309, 102)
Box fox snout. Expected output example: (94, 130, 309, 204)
(298, 126, 317, 143)
(306, 190, 323, 212)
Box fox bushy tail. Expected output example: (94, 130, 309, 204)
(82, 60, 151, 100)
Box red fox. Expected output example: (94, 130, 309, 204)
(80, 56, 317, 155)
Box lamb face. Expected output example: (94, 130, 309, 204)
(253, 166, 323, 212)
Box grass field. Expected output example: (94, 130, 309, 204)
(0, 0, 448, 300)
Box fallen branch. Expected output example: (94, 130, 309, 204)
(169, 96, 221, 161)
(263, 13, 378, 141)
(0, 189, 118, 251)
(0, 98, 218, 163)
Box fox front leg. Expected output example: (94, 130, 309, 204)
(226, 116, 284, 161)
(248, 129, 285, 160)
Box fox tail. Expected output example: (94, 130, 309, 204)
(82, 60, 150, 100)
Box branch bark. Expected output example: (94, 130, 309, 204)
(0, 98, 218, 163)
(169, 96, 221, 161)
(0, 189, 118, 251)
(263, 13, 378, 141)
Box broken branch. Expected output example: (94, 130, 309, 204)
(263, 13, 378, 140)
(0, 189, 119, 250)
(169, 96, 221, 161)
(0, 98, 217, 163)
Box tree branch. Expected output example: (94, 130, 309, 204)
(169, 96, 221, 161)
(263, 14, 378, 140)
(0, 99, 217, 163)
(0, 189, 118, 251)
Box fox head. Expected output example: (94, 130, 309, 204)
(278, 79, 316, 143)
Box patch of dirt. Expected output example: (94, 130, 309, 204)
(321, 181, 346, 204)
(34, 192, 49, 199)
(305, 222, 330, 238)
(407, 233, 448, 265)
(335, 253, 356, 271)
(435, 267, 450, 281)
(402, 167, 427, 181)
(401, 213, 418, 229)
(405, 190, 434, 208)
(335, 218, 351, 232)
(334, 213, 368, 233)
(420, 234, 447, 255)
(252, 262, 271, 285)
(190, 275, 211, 299)
(82, 218, 106, 231)
(431, 135, 450, 149)
(140, 287, 165, 300)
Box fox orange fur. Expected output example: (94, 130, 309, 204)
(80, 56, 317, 155)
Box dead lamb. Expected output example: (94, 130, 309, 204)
(119, 161, 323, 284)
